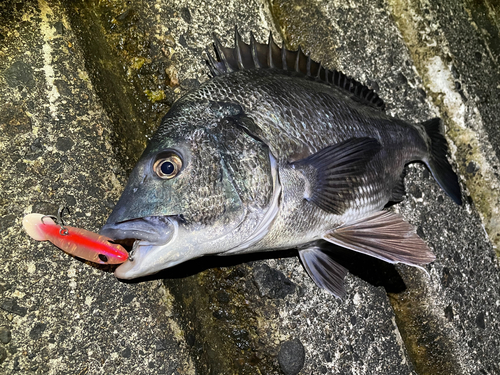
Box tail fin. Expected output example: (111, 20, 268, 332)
(422, 118, 462, 205)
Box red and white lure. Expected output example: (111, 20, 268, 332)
(23, 212, 128, 265)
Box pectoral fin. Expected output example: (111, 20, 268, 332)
(323, 211, 435, 266)
(299, 246, 348, 298)
(292, 137, 381, 215)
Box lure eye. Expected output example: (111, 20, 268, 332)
(98, 254, 108, 263)
(154, 153, 182, 179)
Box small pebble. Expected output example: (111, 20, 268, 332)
(278, 338, 305, 375)
(0, 326, 11, 344)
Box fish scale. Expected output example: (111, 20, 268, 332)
(183, 68, 423, 160)
(100, 30, 461, 298)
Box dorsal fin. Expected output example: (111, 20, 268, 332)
(206, 27, 385, 111)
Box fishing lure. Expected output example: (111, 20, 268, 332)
(23, 210, 128, 265)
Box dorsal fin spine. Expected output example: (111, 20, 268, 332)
(360, 86, 367, 98)
(267, 33, 273, 68)
(207, 31, 386, 110)
(206, 46, 220, 76)
(270, 36, 282, 69)
(319, 66, 326, 81)
(249, 32, 260, 68)
(295, 46, 301, 72)
(281, 42, 287, 71)
(213, 35, 229, 73)
(234, 28, 244, 70)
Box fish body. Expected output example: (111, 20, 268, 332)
(101, 31, 461, 297)
(23, 213, 128, 265)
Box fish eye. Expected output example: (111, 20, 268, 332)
(153, 153, 182, 179)
(98, 254, 108, 263)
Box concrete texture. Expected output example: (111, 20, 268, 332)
(0, 1, 193, 374)
(0, 0, 499, 374)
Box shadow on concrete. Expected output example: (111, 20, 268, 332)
(116, 244, 407, 294)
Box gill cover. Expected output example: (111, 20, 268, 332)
(102, 100, 277, 278)
(104, 100, 252, 226)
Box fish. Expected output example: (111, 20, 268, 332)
(100, 29, 461, 297)
(23, 213, 128, 265)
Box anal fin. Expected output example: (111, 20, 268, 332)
(323, 211, 435, 267)
(299, 246, 348, 298)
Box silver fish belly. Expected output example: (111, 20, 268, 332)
(100, 30, 461, 298)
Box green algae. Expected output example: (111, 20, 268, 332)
(62, 0, 171, 171)
(386, 0, 500, 372)
(389, 289, 460, 375)
(130, 56, 149, 70)
(167, 265, 281, 375)
(388, 0, 500, 257)
(62, 2, 283, 374)
(144, 89, 166, 103)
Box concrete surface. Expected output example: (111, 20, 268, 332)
(0, 0, 499, 374)
(0, 1, 193, 374)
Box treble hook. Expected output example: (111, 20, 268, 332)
(41, 206, 71, 236)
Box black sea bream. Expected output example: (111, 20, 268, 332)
(100, 30, 461, 297)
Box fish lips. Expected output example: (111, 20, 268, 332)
(100, 216, 174, 246)
(101, 216, 184, 279)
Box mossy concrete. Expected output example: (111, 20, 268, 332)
(0, 1, 193, 374)
(1, 0, 499, 374)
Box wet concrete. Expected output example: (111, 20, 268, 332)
(1, 0, 499, 374)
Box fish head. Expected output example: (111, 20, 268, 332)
(101, 100, 278, 279)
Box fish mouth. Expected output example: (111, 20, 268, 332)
(100, 216, 174, 246)
(100, 216, 177, 279)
